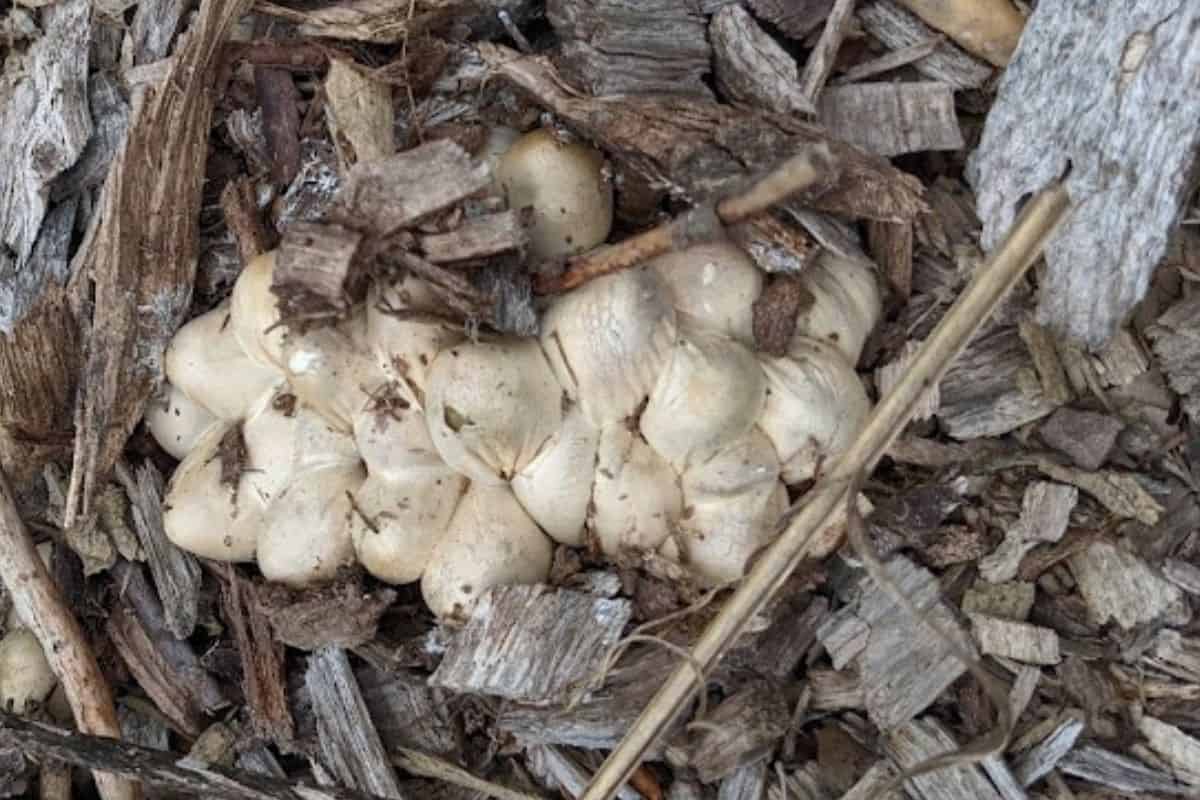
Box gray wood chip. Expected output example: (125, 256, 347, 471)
(969, 613, 1061, 666)
(1138, 716, 1200, 787)
(710, 5, 812, 114)
(856, 1, 993, 89)
(883, 717, 1003, 800)
(718, 759, 768, 800)
(1068, 540, 1182, 630)
(1037, 408, 1124, 470)
(1059, 744, 1193, 796)
(1012, 711, 1085, 788)
(961, 580, 1036, 621)
(818, 82, 963, 157)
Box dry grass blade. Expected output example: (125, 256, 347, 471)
(580, 182, 1072, 800)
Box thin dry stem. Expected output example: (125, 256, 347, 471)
(0, 472, 138, 800)
(391, 747, 544, 800)
(580, 182, 1072, 800)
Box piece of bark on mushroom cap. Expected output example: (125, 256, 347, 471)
(591, 423, 684, 556)
(511, 402, 600, 547)
(758, 338, 871, 485)
(648, 240, 763, 345)
(421, 482, 553, 622)
(540, 267, 678, 429)
(495, 127, 614, 260)
(425, 337, 564, 486)
(145, 382, 218, 460)
(790, 252, 882, 365)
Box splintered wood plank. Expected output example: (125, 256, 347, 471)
(430, 584, 630, 705)
(710, 5, 812, 114)
(818, 82, 963, 157)
(967, 2, 1200, 347)
(1068, 541, 1182, 630)
(856, 1, 992, 89)
(1058, 744, 1193, 796)
(305, 647, 405, 799)
(884, 717, 1003, 800)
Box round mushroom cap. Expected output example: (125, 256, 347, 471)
(790, 253, 881, 365)
(352, 405, 446, 484)
(648, 241, 763, 344)
(146, 382, 219, 460)
(421, 483, 553, 621)
(425, 338, 563, 485)
(641, 329, 766, 469)
(539, 267, 677, 428)
(495, 128, 613, 259)
(165, 301, 282, 420)
(591, 423, 683, 555)
(758, 339, 870, 485)
(162, 421, 264, 563)
(230, 250, 289, 370)
(255, 462, 365, 588)
(351, 469, 466, 585)
(0, 628, 56, 714)
(365, 281, 464, 401)
(511, 403, 599, 546)
(675, 429, 787, 585)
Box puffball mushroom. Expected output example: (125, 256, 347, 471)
(145, 383, 217, 460)
(591, 423, 683, 555)
(648, 241, 763, 344)
(365, 282, 463, 400)
(0, 628, 56, 714)
(511, 404, 599, 546)
(230, 250, 289, 369)
(495, 128, 613, 259)
(421, 483, 553, 621)
(790, 252, 882, 364)
(281, 313, 389, 433)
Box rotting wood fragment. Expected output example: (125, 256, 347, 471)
(1011, 711, 1084, 788)
(867, 219, 913, 301)
(306, 647, 405, 799)
(1067, 540, 1182, 631)
(271, 222, 364, 328)
(819, 83, 962, 157)
(884, 717, 1004, 800)
(1058, 744, 1193, 796)
(753, 274, 809, 358)
(220, 177, 276, 266)
(430, 584, 631, 705)
(968, 2, 1200, 346)
(687, 683, 791, 783)
(856, 1, 992, 89)
(256, 577, 395, 652)
(221, 569, 294, 746)
(546, 0, 712, 98)
(418, 210, 529, 264)
(710, 5, 813, 115)
(325, 59, 395, 169)
(255, 66, 302, 188)
(728, 214, 815, 275)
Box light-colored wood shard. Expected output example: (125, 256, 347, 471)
(1068, 540, 1182, 630)
(818, 82, 964, 158)
(876, 340, 939, 422)
(817, 607, 870, 670)
(1163, 559, 1200, 596)
(969, 613, 1061, 666)
(856, 1, 993, 89)
(718, 759, 768, 800)
(1138, 716, 1200, 786)
(1012, 710, 1085, 787)
(1059, 744, 1192, 796)
(325, 58, 395, 168)
(980, 481, 1077, 584)
(710, 5, 813, 114)
(884, 717, 1004, 800)
(1036, 461, 1162, 526)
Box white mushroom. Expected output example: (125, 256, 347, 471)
(648, 241, 763, 344)
(641, 329, 766, 469)
(673, 429, 787, 585)
(229, 250, 289, 370)
(421, 483, 553, 620)
(591, 423, 683, 555)
(145, 382, 218, 460)
(255, 462, 365, 587)
(352, 403, 444, 483)
(511, 403, 599, 546)
(0, 628, 56, 714)
(365, 281, 463, 400)
(425, 338, 563, 485)
(790, 253, 882, 365)
(758, 338, 870, 485)
(495, 128, 613, 259)
(165, 301, 282, 420)
(540, 267, 678, 428)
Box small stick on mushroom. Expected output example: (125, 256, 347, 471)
(0, 472, 139, 800)
(580, 182, 1072, 800)
(536, 145, 838, 294)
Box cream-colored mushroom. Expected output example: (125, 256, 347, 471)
(641, 329, 766, 469)
(0, 627, 56, 713)
(540, 267, 678, 428)
(255, 462, 365, 587)
(673, 429, 787, 585)
(145, 382, 218, 460)
(495, 128, 613, 259)
(790, 253, 882, 365)
(162, 421, 264, 563)
(230, 250, 290, 370)
(421, 483, 553, 621)
(758, 338, 870, 485)
(511, 403, 599, 546)
(365, 281, 464, 400)
(591, 423, 683, 555)
(648, 241, 763, 344)
(425, 338, 563, 485)
(165, 301, 282, 420)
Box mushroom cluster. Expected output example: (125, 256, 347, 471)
(149, 130, 880, 620)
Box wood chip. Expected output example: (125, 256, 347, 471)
(354, 666, 459, 757)
(1012, 711, 1085, 787)
(809, 667, 865, 711)
(1163, 559, 1200, 596)
(1035, 461, 1162, 526)
(305, 647, 405, 799)
(256, 0, 466, 45)
(1037, 408, 1123, 471)
(732, 594, 829, 678)
(817, 608, 871, 670)
(255, 66, 302, 188)
(272, 222, 363, 327)
(840, 760, 902, 800)
(718, 759, 768, 800)
(961, 580, 1035, 621)
(687, 684, 791, 783)
(325, 59, 395, 168)
(1068, 540, 1183, 630)
(418, 210, 529, 264)
(747, 0, 834, 39)
(527, 745, 641, 800)
(798, 0, 858, 108)
(221, 570, 294, 746)
(1147, 294, 1200, 423)
(969, 613, 1060, 666)
(856, 1, 992, 89)
(430, 584, 631, 705)
(818, 82, 963, 158)
(867, 220, 914, 301)
(834, 35, 945, 85)
(1017, 317, 1072, 407)
(256, 578, 395, 652)
(1138, 716, 1200, 786)
(546, 0, 712, 97)
(968, 2, 1200, 346)
(728, 214, 816, 275)
(710, 5, 813, 114)
(1058, 744, 1193, 796)
(883, 717, 1003, 800)
(753, 274, 808, 358)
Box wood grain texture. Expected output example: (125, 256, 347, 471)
(818, 82, 963, 157)
(856, 1, 992, 89)
(967, 1, 1200, 347)
(710, 5, 811, 114)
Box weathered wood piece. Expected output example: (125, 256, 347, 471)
(819, 83, 963, 157)
(833, 36, 944, 85)
(526, 746, 642, 800)
(305, 647, 406, 799)
(1068, 541, 1182, 631)
(255, 0, 467, 44)
(937, 325, 1059, 439)
(717, 759, 768, 800)
(687, 684, 791, 783)
(221, 570, 294, 746)
(1035, 461, 1161, 526)
(0, 712, 395, 800)
(1146, 294, 1200, 423)
(354, 667, 459, 757)
(1163, 559, 1200, 597)
(391, 747, 543, 800)
(968, 613, 1060, 666)
(798, 0, 858, 108)
(979, 481, 1077, 584)
(1012, 711, 1084, 787)
(430, 584, 631, 705)
(856, 1, 991, 89)
(883, 717, 1003, 800)
(731, 593, 829, 678)
(546, 0, 712, 97)
(1058, 744, 1193, 796)
(64, 0, 253, 532)
(271, 222, 363, 327)
(746, 0, 833, 39)
(325, 59, 395, 168)
(967, 2, 1200, 347)
(893, 0, 1022, 67)
(480, 44, 926, 223)
(729, 214, 816, 275)
(840, 761, 902, 800)
(0, 0, 91, 332)
(753, 274, 807, 358)
(1037, 408, 1123, 470)
(808, 667, 865, 712)
(257, 579, 395, 652)
(1137, 716, 1200, 787)
(51, 73, 130, 202)
(961, 580, 1035, 622)
(129, 0, 189, 65)
(710, 5, 811, 114)
(876, 341, 938, 422)
(418, 210, 529, 263)
(115, 461, 201, 639)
